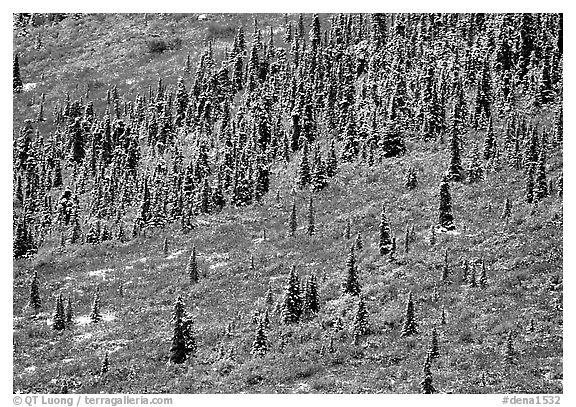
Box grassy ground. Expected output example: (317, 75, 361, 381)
(13, 14, 562, 394)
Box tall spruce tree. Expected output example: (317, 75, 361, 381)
(400, 291, 418, 337)
(52, 293, 65, 331)
(342, 245, 361, 296)
(13, 54, 23, 93)
(379, 205, 394, 255)
(438, 178, 455, 230)
(89, 288, 103, 323)
(169, 295, 196, 364)
(281, 264, 302, 324)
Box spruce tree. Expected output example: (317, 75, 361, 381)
(89, 288, 103, 323)
(483, 116, 496, 160)
(13, 54, 23, 93)
(378, 205, 393, 255)
(438, 178, 455, 230)
(504, 330, 514, 364)
(355, 232, 363, 251)
(52, 293, 65, 331)
(100, 352, 110, 375)
(404, 166, 418, 189)
(342, 245, 361, 296)
(429, 225, 436, 246)
(169, 295, 196, 364)
(297, 141, 311, 188)
(28, 270, 41, 315)
(533, 149, 548, 201)
(307, 196, 315, 236)
(281, 264, 302, 324)
(466, 143, 485, 183)
(479, 259, 488, 288)
(65, 295, 73, 325)
(265, 281, 274, 306)
(288, 200, 297, 236)
(429, 327, 440, 359)
(303, 273, 319, 316)
(400, 292, 418, 337)
(525, 162, 535, 203)
(251, 317, 268, 357)
(186, 246, 199, 284)
(352, 296, 369, 339)
(501, 197, 512, 220)
(162, 237, 169, 255)
(420, 353, 436, 394)
(344, 217, 351, 239)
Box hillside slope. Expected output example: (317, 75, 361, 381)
(13, 13, 563, 394)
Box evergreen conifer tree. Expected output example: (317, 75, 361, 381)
(251, 317, 268, 357)
(13, 54, 23, 93)
(429, 327, 440, 359)
(379, 205, 393, 255)
(297, 141, 311, 188)
(307, 196, 315, 236)
(52, 293, 65, 331)
(65, 295, 73, 325)
(169, 295, 196, 364)
(352, 295, 369, 339)
(288, 200, 297, 236)
(100, 352, 110, 375)
(400, 291, 418, 337)
(466, 143, 485, 183)
(342, 245, 361, 296)
(281, 264, 302, 324)
(186, 246, 199, 284)
(89, 288, 103, 323)
(438, 179, 455, 230)
(420, 353, 436, 394)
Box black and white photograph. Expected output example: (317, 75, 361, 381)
(10, 4, 568, 403)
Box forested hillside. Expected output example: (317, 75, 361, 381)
(13, 13, 563, 394)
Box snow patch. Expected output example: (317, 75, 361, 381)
(89, 268, 113, 279)
(125, 78, 135, 85)
(23, 82, 37, 92)
(76, 315, 91, 326)
(167, 249, 185, 260)
(209, 261, 228, 270)
(62, 358, 75, 364)
(24, 366, 36, 373)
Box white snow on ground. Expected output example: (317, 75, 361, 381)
(23, 82, 37, 92)
(103, 313, 116, 322)
(73, 332, 93, 342)
(24, 366, 36, 373)
(89, 268, 113, 279)
(62, 358, 75, 364)
(167, 249, 185, 260)
(252, 237, 264, 244)
(209, 261, 228, 270)
(76, 315, 91, 326)
(76, 313, 116, 325)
